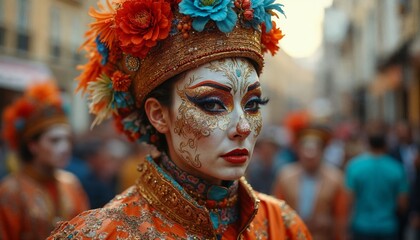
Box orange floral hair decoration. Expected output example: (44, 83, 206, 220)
(78, 0, 286, 143)
(2, 82, 68, 150)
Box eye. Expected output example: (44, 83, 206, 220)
(244, 96, 269, 113)
(186, 94, 227, 113)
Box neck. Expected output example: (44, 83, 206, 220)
(159, 153, 239, 234)
(23, 162, 56, 182)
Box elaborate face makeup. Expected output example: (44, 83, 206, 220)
(165, 58, 267, 184)
(32, 125, 72, 169)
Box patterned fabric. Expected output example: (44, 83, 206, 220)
(0, 169, 89, 240)
(160, 153, 239, 237)
(48, 156, 311, 239)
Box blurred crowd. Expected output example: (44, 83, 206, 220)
(247, 118, 420, 240)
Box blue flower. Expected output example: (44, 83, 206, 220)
(170, 19, 180, 36)
(113, 91, 134, 109)
(15, 118, 25, 130)
(179, 0, 238, 33)
(95, 36, 109, 65)
(249, 0, 285, 32)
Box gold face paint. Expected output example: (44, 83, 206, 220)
(174, 77, 232, 168)
(168, 58, 265, 181)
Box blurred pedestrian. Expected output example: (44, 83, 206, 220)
(407, 146, 420, 240)
(345, 122, 409, 240)
(388, 121, 420, 239)
(76, 137, 129, 209)
(273, 124, 348, 240)
(0, 82, 89, 239)
(247, 125, 284, 194)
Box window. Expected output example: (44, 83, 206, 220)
(71, 16, 83, 63)
(0, 25, 5, 47)
(50, 6, 61, 58)
(16, 0, 30, 52)
(0, 0, 4, 23)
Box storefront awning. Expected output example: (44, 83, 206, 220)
(0, 55, 53, 91)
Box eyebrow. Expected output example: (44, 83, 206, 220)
(247, 82, 261, 92)
(188, 80, 232, 92)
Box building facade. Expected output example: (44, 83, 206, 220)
(0, 0, 95, 132)
(321, 0, 420, 129)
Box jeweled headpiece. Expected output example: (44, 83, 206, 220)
(2, 82, 68, 149)
(79, 0, 285, 142)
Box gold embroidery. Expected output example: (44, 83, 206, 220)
(136, 160, 215, 238)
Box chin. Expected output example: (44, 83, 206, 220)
(218, 169, 247, 181)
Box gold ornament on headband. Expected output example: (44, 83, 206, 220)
(77, 0, 285, 142)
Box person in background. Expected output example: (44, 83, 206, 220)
(0, 82, 89, 239)
(389, 121, 420, 240)
(408, 148, 420, 240)
(345, 121, 409, 240)
(246, 125, 284, 194)
(273, 125, 348, 240)
(48, 0, 312, 238)
(75, 137, 129, 209)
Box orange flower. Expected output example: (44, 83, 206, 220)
(2, 99, 35, 149)
(112, 71, 132, 92)
(86, 0, 117, 50)
(115, 0, 173, 58)
(261, 21, 284, 56)
(26, 81, 62, 106)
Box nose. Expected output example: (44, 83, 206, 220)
(234, 115, 251, 139)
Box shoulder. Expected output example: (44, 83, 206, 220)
(256, 193, 312, 239)
(278, 163, 301, 179)
(48, 186, 171, 239)
(257, 193, 298, 218)
(55, 169, 81, 184)
(321, 165, 344, 184)
(346, 153, 368, 169)
(0, 174, 19, 190)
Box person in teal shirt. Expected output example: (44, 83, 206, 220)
(345, 124, 409, 240)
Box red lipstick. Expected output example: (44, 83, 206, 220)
(221, 149, 249, 164)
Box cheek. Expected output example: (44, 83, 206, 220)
(245, 112, 262, 137)
(173, 97, 230, 139)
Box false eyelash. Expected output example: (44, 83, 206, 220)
(254, 97, 269, 105)
(185, 94, 226, 111)
(247, 96, 269, 105)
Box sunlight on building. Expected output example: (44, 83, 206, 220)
(276, 0, 333, 59)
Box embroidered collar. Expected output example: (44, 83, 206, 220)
(136, 155, 259, 238)
(160, 153, 239, 235)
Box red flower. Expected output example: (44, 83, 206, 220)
(261, 21, 284, 56)
(112, 71, 132, 92)
(115, 0, 173, 58)
(2, 99, 35, 149)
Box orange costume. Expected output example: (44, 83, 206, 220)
(0, 82, 90, 239)
(0, 169, 89, 240)
(50, 156, 310, 239)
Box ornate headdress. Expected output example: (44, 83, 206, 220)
(2, 82, 68, 149)
(79, 0, 285, 142)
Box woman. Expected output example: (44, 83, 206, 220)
(0, 82, 89, 239)
(49, 0, 311, 239)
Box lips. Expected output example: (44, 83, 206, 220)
(221, 149, 249, 164)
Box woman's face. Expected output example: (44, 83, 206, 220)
(30, 124, 72, 169)
(165, 58, 265, 184)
